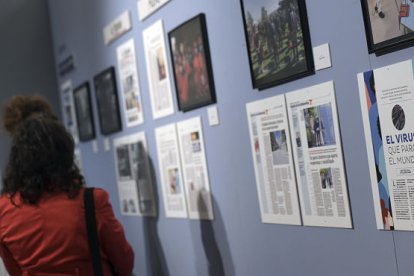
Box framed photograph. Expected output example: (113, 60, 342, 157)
(240, 0, 314, 90)
(168, 13, 216, 112)
(94, 67, 123, 135)
(73, 82, 96, 142)
(361, 0, 414, 55)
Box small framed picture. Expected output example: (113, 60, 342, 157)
(361, 0, 414, 55)
(168, 13, 216, 112)
(73, 82, 96, 142)
(240, 0, 314, 90)
(94, 67, 123, 135)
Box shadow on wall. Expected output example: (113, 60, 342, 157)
(198, 193, 235, 276)
(141, 152, 169, 276)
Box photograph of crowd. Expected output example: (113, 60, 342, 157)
(169, 13, 216, 111)
(241, 0, 314, 89)
(362, 0, 414, 54)
(303, 103, 336, 149)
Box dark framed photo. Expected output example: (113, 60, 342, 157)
(168, 13, 216, 112)
(73, 82, 96, 142)
(361, 0, 414, 55)
(93, 67, 123, 135)
(240, 0, 314, 90)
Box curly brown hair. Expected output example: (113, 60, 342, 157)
(2, 95, 84, 205)
(2, 95, 57, 135)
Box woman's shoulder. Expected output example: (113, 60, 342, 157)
(92, 187, 110, 202)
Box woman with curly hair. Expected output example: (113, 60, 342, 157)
(0, 95, 134, 275)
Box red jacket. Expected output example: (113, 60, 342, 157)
(0, 187, 134, 275)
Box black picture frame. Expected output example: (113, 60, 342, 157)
(240, 0, 314, 90)
(168, 13, 216, 112)
(73, 82, 96, 142)
(93, 67, 123, 135)
(361, 0, 414, 56)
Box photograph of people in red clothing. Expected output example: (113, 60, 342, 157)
(168, 13, 216, 111)
(240, 0, 314, 90)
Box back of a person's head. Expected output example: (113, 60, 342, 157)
(2, 95, 56, 135)
(2, 95, 83, 205)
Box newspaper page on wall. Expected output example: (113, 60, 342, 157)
(60, 80, 79, 143)
(113, 132, 156, 217)
(143, 20, 175, 119)
(176, 117, 213, 220)
(365, 60, 414, 231)
(155, 123, 188, 218)
(358, 71, 394, 230)
(116, 38, 144, 127)
(246, 94, 302, 225)
(286, 81, 352, 228)
(137, 0, 170, 21)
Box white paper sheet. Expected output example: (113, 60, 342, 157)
(142, 20, 175, 119)
(176, 117, 213, 220)
(155, 123, 188, 218)
(113, 132, 156, 217)
(137, 0, 171, 21)
(246, 94, 302, 225)
(373, 60, 414, 231)
(286, 81, 352, 228)
(103, 11, 132, 45)
(60, 80, 79, 143)
(116, 39, 144, 127)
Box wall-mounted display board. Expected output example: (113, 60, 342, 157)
(286, 81, 352, 228)
(143, 20, 175, 119)
(137, 0, 170, 21)
(113, 132, 156, 217)
(177, 117, 214, 220)
(103, 11, 132, 45)
(155, 123, 188, 218)
(246, 94, 302, 225)
(73, 82, 96, 142)
(361, 0, 414, 55)
(60, 80, 79, 143)
(168, 13, 216, 112)
(116, 38, 144, 127)
(94, 67, 123, 135)
(358, 59, 414, 231)
(239, 0, 314, 90)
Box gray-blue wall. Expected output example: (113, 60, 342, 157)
(47, 0, 414, 275)
(0, 0, 59, 172)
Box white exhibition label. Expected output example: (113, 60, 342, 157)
(113, 132, 156, 217)
(155, 123, 188, 218)
(116, 38, 144, 127)
(103, 11, 132, 45)
(137, 0, 170, 21)
(207, 106, 220, 126)
(142, 20, 175, 119)
(60, 80, 79, 144)
(176, 117, 214, 220)
(286, 81, 352, 228)
(372, 60, 414, 231)
(246, 94, 302, 225)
